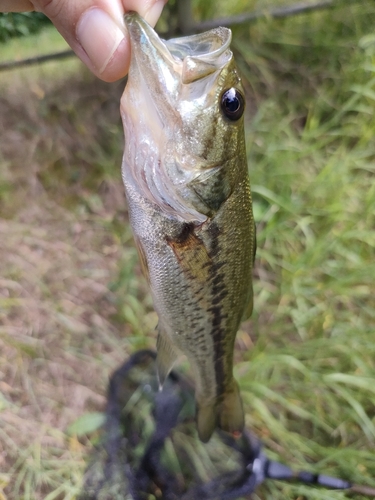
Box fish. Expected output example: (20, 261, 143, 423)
(121, 12, 256, 442)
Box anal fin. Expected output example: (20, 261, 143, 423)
(156, 333, 180, 388)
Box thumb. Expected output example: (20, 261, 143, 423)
(31, 0, 167, 82)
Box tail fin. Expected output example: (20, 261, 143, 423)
(196, 380, 244, 443)
(218, 380, 244, 436)
(196, 401, 217, 443)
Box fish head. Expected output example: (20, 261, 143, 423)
(122, 13, 246, 221)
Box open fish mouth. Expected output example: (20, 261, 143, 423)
(124, 12, 232, 85)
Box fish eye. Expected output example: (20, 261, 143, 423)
(220, 88, 245, 121)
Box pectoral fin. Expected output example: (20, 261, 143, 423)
(134, 236, 150, 283)
(156, 332, 180, 388)
(166, 224, 211, 283)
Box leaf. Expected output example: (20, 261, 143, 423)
(66, 412, 105, 437)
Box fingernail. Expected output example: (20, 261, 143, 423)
(144, 0, 165, 27)
(77, 8, 125, 74)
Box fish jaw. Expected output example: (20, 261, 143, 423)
(123, 12, 232, 106)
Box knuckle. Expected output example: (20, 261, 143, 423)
(31, 0, 64, 19)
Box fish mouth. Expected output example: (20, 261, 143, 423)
(124, 12, 231, 85)
(164, 26, 232, 84)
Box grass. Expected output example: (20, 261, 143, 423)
(232, 2, 375, 497)
(0, 24, 80, 92)
(1, 1, 375, 498)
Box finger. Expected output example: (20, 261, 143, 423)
(122, 0, 167, 27)
(31, 0, 167, 82)
(77, 0, 167, 80)
(30, 0, 126, 82)
(0, 0, 35, 12)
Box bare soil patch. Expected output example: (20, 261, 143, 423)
(0, 69, 146, 497)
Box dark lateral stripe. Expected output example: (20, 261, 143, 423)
(206, 221, 227, 398)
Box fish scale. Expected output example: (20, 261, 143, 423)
(121, 13, 256, 442)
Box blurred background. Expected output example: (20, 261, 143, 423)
(0, 1, 375, 498)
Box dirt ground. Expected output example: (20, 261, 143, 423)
(0, 66, 155, 496)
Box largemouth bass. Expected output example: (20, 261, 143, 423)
(121, 13, 256, 442)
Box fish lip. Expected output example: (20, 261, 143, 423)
(166, 27, 232, 63)
(124, 11, 175, 66)
(124, 11, 231, 59)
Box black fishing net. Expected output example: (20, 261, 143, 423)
(79, 350, 375, 500)
(79, 350, 260, 500)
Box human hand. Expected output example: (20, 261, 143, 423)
(0, 0, 167, 81)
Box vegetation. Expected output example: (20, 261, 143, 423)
(0, 12, 50, 43)
(0, 1, 374, 498)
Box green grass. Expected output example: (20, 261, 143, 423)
(232, 2, 375, 497)
(0, 12, 51, 44)
(1, 1, 375, 499)
(0, 24, 80, 91)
